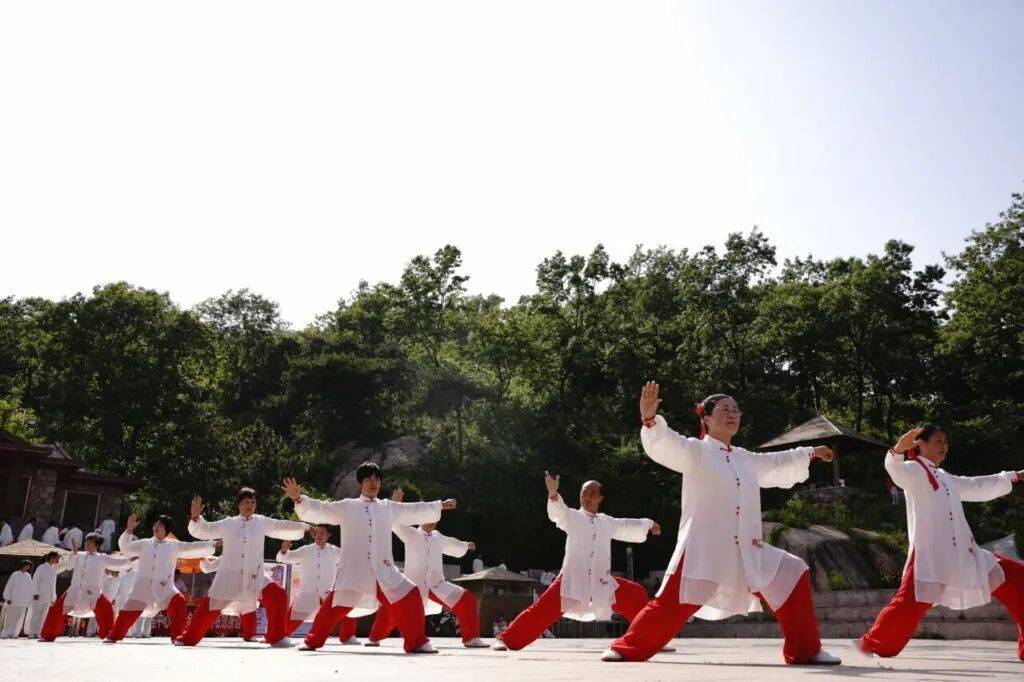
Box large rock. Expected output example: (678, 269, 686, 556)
(328, 436, 426, 498)
(762, 522, 905, 591)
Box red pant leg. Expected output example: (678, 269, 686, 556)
(303, 591, 353, 650)
(177, 596, 222, 646)
(240, 611, 257, 641)
(757, 570, 822, 664)
(611, 577, 651, 623)
(287, 618, 304, 636)
(93, 595, 114, 640)
(431, 590, 479, 643)
(992, 554, 1024, 661)
(338, 616, 357, 641)
(498, 576, 565, 651)
(369, 600, 395, 642)
(107, 609, 142, 642)
(166, 594, 188, 640)
(260, 581, 289, 644)
(860, 554, 932, 657)
(377, 584, 428, 653)
(38, 593, 68, 642)
(610, 567, 701, 661)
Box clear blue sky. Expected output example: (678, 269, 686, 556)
(2, 1, 1021, 326)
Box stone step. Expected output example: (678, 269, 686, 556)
(815, 602, 1012, 622)
(680, 618, 1018, 641)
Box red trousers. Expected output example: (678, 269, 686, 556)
(107, 593, 188, 642)
(286, 612, 357, 640)
(611, 556, 822, 663)
(370, 590, 480, 643)
(39, 593, 114, 642)
(304, 585, 427, 652)
(861, 553, 1024, 660)
(499, 575, 648, 651)
(177, 582, 290, 646)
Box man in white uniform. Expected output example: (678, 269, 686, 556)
(27, 551, 69, 637)
(2, 560, 35, 638)
(98, 514, 117, 552)
(277, 527, 359, 643)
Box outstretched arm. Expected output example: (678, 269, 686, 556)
(441, 534, 473, 558)
(639, 382, 702, 474)
(951, 471, 1018, 502)
(751, 446, 823, 489)
(282, 477, 345, 525)
(390, 499, 444, 526)
(545, 472, 571, 530)
(187, 496, 229, 540)
(609, 516, 657, 543)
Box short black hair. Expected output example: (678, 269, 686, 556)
(19, 559, 33, 570)
(356, 462, 383, 484)
(919, 424, 948, 442)
(42, 551, 60, 563)
(236, 486, 257, 504)
(154, 514, 175, 535)
(699, 393, 734, 416)
(84, 532, 103, 548)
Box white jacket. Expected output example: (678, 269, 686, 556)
(62, 551, 131, 616)
(63, 527, 83, 550)
(199, 556, 273, 615)
(188, 514, 306, 606)
(98, 519, 116, 539)
(294, 495, 441, 610)
(32, 555, 71, 603)
(886, 451, 1018, 609)
(276, 543, 342, 617)
(18, 523, 34, 542)
(393, 526, 470, 615)
(0, 523, 12, 546)
(4, 570, 35, 607)
(41, 526, 61, 546)
(642, 416, 813, 620)
(546, 494, 653, 621)
(119, 532, 215, 608)
(101, 574, 121, 601)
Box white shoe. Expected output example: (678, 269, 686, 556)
(363, 640, 380, 647)
(601, 649, 624, 662)
(270, 637, 295, 648)
(102, 638, 116, 644)
(463, 637, 489, 648)
(340, 636, 361, 645)
(808, 649, 841, 665)
(490, 641, 507, 651)
(172, 640, 184, 646)
(298, 645, 318, 651)
(411, 641, 438, 654)
(848, 638, 873, 660)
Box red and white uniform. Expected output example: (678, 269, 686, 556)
(59, 551, 131, 617)
(395, 526, 470, 615)
(26, 554, 71, 637)
(275, 543, 342, 620)
(118, 532, 215, 610)
(199, 556, 271, 615)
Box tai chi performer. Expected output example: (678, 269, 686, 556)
(276, 528, 360, 643)
(603, 384, 841, 665)
(493, 473, 659, 651)
(367, 488, 487, 648)
(41, 521, 61, 546)
(98, 514, 117, 552)
(2, 560, 34, 638)
(105, 513, 216, 642)
(281, 463, 457, 653)
(177, 486, 307, 646)
(27, 551, 68, 638)
(855, 425, 1024, 660)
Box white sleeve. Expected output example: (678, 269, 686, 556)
(188, 516, 229, 540)
(441, 534, 471, 558)
(751, 448, 813, 489)
(263, 517, 309, 541)
(118, 532, 146, 557)
(608, 516, 654, 543)
(392, 525, 419, 544)
(174, 540, 218, 559)
(275, 544, 307, 565)
(389, 500, 442, 526)
(885, 451, 925, 491)
(950, 471, 1016, 503)
(546, 494, 571, 531)
(640, 416, 702, 474)
(293, 495, 346, 525)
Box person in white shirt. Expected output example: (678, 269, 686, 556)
(105, 513, 216, 642)
(0, 520, 13, 547)
(198, 555, 266, 641)
(86, 569, 122, 636)
(367, 488, 487, 648)
(38, 532, 131, 641)
(2, 560, 35, 638)
(178, 485, 308, 647)
(98, 514, 117, 552)
(18, 518, 35, 542)
(41, 521, 61, 546)
(62, 526, 83, 552)
(493, 473, 659, 651)
(855, 425, 1024, 661)
(281, 462, 457, 653)
(276, 527, 360, 643)
(604, 385, 841, 665)
(27, 551, 70, 638)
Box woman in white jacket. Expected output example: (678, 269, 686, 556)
(105, 513, 216, 642)
(177, 486, 307, 647)
(605, 384, 840, 665)
(26, 551, 70, 638)
(276, 528, 359, 643)
(38, 533, 131, 641)
(2, 560, 35, 638)
(855, 425, 1024, 660)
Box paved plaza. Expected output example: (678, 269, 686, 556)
(1, 637, 1021, 680)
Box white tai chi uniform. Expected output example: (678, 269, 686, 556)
(392, 526, 471, 615)
(17, 523, 34, 542)
(41, 526, 61, 546)
(63, 527, 83, 551)
(27, 555, 71, 637)
(86, 573, 122, 635)
(275, 543, 342, 621)
(2, 570, 34, 637)
(98, 519, 117, 552)
(61, 552, 131, 617)
(0, 523, 13, 547)
(118, 532, 215, 611)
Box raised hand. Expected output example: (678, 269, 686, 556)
(281, 477, 302, 501)
(190, 496, 204, 520)
(544, 471, 560, 499)
(125, 513, 138, 533)
(391, 488, 405, 502)
(650, 522, 662, 536)
(280, 539, 292, 554)
(812, 446, 835, 462)
(213, 539, 223, 548)
(441, 499, 457, 511)
(893, 427, 924, 454)
(640, 381, 662, 421)
(467, 541, 476, 551)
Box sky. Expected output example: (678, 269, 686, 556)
(2, 1, 1022, 327)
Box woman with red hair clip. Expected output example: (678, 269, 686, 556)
(602, 382, 841, 665)
(854, 425, 1024, 661)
